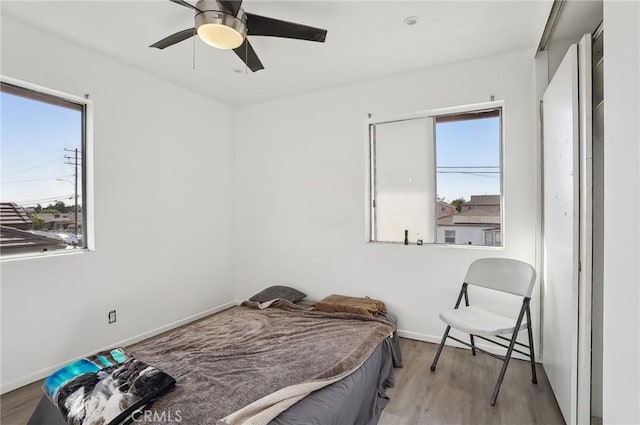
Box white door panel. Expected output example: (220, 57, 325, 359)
(542, 43, 580, 425)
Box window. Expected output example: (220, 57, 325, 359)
(444, 230, 456, 244)
(1, 80, 91, 257)
(368, 105, 502, 247)
(484, 229, 501, 247)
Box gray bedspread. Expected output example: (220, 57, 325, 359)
(129, 300, 393, 424)
(27, 299, 399, 425)
(27, 340, 394, 425)
(295, 299, 403, 369)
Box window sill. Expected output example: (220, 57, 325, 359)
(367, 241, 505, 250)
(1, 248, 92, 263)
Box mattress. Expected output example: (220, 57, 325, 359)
(27, 301, 401, 425)
(28, 340, 393, 425)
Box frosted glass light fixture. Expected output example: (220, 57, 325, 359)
(197, 23, 244, 49)
(194, 1, 247, 50)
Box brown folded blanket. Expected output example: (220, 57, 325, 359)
(309, 294, 387, 318)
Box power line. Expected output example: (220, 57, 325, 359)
(437, 171, 500, 174)
(15, 194, 75, 205)
(1, 174, 74, 185)
(1, 148, 61, 169)
(1, 156, 61, 176)
(436, 165, 500, 178)
(437, 166, 499, 169)
(437, 172, 499, 179)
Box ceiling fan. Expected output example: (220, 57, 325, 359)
(150, 0, 328, 72)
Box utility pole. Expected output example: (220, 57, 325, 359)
(64, 148, 80, 236)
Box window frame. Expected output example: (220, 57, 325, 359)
(444, 230, 456, 244)
(1, 76, 94, 261)
(365, 100, 505, 248)
(484, 229, 502, 247)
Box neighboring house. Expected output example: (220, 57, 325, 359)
(437, 195, 501, 246)
(0, 202, 32, 230)
(460, 195, 500, 213)
(0, 225, 66, 255)
(436, 201, 455, 218)
(0, 203, 68, 254)
(36, 212, 83, 232)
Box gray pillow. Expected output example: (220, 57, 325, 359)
(249, 285, 307, 303)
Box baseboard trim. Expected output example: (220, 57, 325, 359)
(397, 329, 534, 362)
(397, 330, 443, 344)
(1, 300, 240, 394)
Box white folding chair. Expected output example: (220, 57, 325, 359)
(430, 258, 537, 406)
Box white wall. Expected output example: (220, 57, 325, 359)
(232, 49, 539, 348)
(0, 16, 235, 392)
(602, 1, 640, 423)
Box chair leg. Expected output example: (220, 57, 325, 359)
(490, 331, 519, 406)
(525, 304, 538, 384)
(461, 287, 476, 356)
(431, 325, 451, 372)
(490, 302, 527, 406)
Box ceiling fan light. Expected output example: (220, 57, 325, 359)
(197, 23, 244, 49)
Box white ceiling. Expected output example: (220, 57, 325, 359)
(1, 0, 552, 106)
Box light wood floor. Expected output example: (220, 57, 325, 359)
(380, 339, 564, 425)
(1, 338, 564, 425)
(1, 378, 43, 425)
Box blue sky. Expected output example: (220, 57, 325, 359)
(1, 92, 82, 207)
(435, 116, 501, 202)
(1, 90, 498, 209)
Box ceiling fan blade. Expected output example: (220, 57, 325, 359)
(246, 13, 327, 42)
(150, 28, 196, 49)
(219, 1, 242, 16)
(233, 39, 264, 72)
(169, 0, 202, 13)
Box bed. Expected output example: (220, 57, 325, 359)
(27, 296, 402, 425)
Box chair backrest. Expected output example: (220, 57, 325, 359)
(464, 258, 536, 298)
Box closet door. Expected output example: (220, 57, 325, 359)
(542, 34, 592, 425)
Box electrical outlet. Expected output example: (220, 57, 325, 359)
(108, 310, 117, 324)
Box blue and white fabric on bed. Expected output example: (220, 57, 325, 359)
(43, 348, 175, 425)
